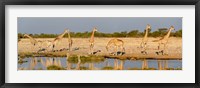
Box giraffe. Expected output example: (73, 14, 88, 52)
(66, 29, 73, 51)
(140, 24, 151, 55)
(153, 26, 175, 55)
(24, 34, 52, 52)
(106, 38, 125, 55)
(24, 34, 38, 47)
(89, 27, 98, 54)
(49, 29, 68, 51)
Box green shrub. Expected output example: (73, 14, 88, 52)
(47, 65, 65, 70)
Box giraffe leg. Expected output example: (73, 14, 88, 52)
(120, 46, 123, 55)
(163, 44, 168, 55)
(120, 46, 125, 55)
(116, 46, 121, 55)
(91, 43, 94, 54)
(140, 42, 144, 54)
(140, 42, 143, 48)
(141, 43, 146, 55)
(70, 42, 73, 51)
(160, 50, 164, 55)
(52, 44, 55, 52)
(89, 43, 94, 54)
(92, 44, 94, 54)
(114, 46, 117, 55)
(156, 43, 161, 55)
(37, 44, 42, 53)
(158, 45, 163, 55)
(158, 43, 160, 50)
(141, 42, 147, 55)
(68, 43, 71, 51)
(69, 41, 73, 51)
(89, 44, 92, 54)
(143, 43, 147, 55)
(91, 44, 93, 54)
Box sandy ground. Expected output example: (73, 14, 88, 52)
(18, 37, 182, 59)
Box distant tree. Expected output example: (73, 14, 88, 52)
(120, 31, 128, 37)
(150, 31, 160, 37)
(158, 28, 168, 36)
(127, 30, 139, 37)
(173, 29, 182, 37)
(17, 29, 182, 38)
(149, 28, 168, 37)
(112, 32, 121, 37)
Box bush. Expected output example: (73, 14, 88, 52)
(47, 65, 65, 70)
(102, 66, 114, 70)
(18, 29, 182, 38)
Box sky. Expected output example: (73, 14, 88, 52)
(18, 17, 182, 34)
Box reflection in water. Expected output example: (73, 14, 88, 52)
(157, 60, 169, 70)
(142, 59, 148, 69)
(76, 55, 81, 70)
(114, 59, 118, 70)
(18, 57, 182, 70)
(158, 60, 162, 70)
(119, 60, 124, 70)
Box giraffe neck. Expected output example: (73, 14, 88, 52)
(144, 28, 148, 38)
(68, 31, 71, 40)
(90, 30, 95, 42)
(58, 31, 67, 39)
(164, 28, 172, 39)
(26, 35, 36, 42)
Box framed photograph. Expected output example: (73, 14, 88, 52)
(0, 0, 199, 88)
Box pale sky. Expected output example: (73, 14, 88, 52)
(18, 17, 182, 34)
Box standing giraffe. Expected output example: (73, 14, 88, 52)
(153, 26, 175, 55)
(140, 24, 151, 54)
(49, 29, 68, 51)
(66, 29, 73, 51)
(106, 38, 125, 55)
(89, 27, 98, 54)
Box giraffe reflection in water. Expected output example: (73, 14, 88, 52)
(18, 57, 182, 70)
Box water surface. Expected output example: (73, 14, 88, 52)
(18, 57, 182, 70)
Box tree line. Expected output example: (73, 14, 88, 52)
(18, 29, 182, 38)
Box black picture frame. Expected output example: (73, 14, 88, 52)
(0, 0, 199, 88)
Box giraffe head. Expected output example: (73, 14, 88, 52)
(64, 29, 69, 33)
(170, 26, 175, 31)
(144, 24, 151, 33)
(93, 27, 98, 32)
(146, 24, 151, 31)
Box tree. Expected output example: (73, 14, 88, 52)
(127, 30, 139, 37)
(174, 29, 182, 37)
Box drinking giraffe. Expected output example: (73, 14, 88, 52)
(106, 38, 125, 55)
(23, 34, 51, 52)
